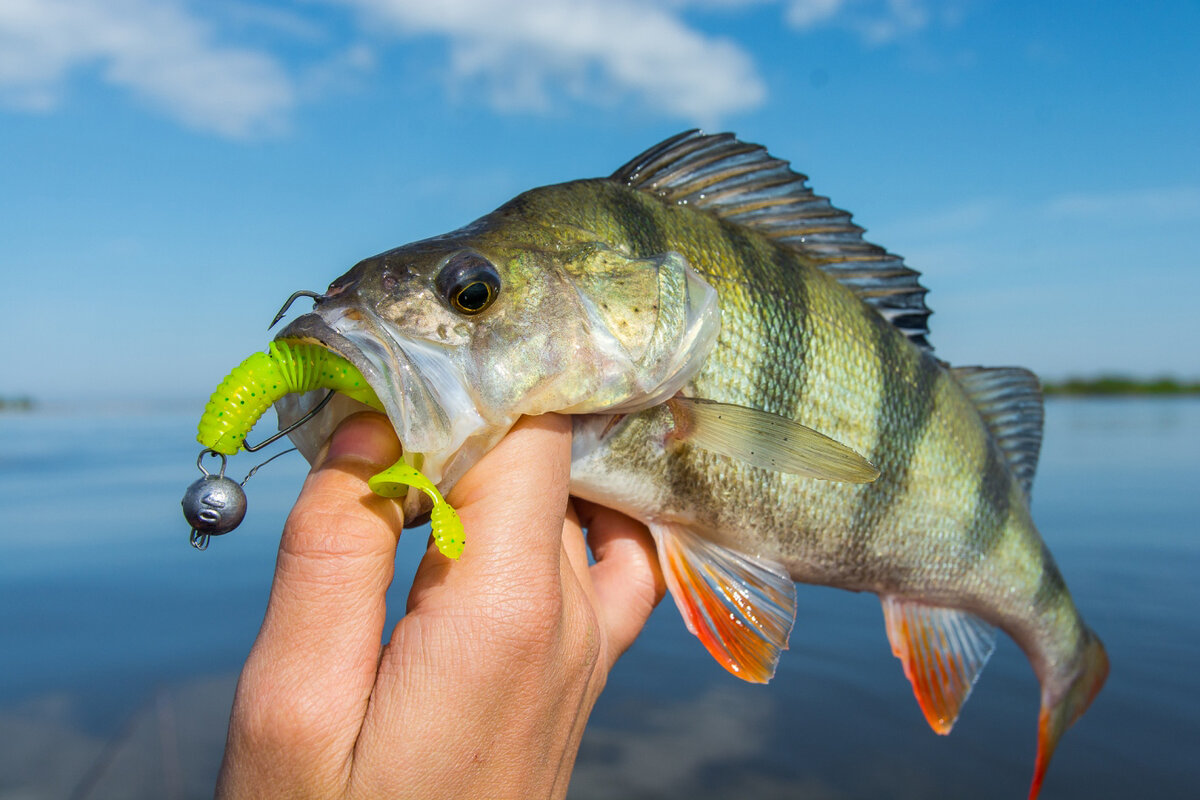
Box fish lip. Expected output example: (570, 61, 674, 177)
(275, 313, 379, 383)
(273, 312, 437, 528)
(272, 305, 486, 519)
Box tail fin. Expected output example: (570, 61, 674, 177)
(1028, 629, 1108, 800)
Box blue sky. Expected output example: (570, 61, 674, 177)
(1, 0, 1197, 405)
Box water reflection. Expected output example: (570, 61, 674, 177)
(0, 398, 1197, 798)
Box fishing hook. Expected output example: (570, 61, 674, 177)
(243, 389, 336, 452)
(269, 289, 323, 329)
(242, 447, 298, 485)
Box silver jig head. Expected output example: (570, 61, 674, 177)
(182, 389, 335, 550)
(182, 451, 247, 550)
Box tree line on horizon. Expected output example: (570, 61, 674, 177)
(1042, 375, 1200, 396)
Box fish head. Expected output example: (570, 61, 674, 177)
(275, 187, 720, 522)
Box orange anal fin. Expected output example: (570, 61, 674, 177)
(651, 522, 796, 683)
(881, 595, 996, 735)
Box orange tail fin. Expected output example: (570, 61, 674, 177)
(1028, 630, 1108, 800)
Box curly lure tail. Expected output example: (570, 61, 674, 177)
(369, 461, 465, 559)
(196, 339, 465, 559)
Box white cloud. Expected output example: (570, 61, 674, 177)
(786, 0, 934, 43)
(0, 0, 950, 137)
(332, 0, 766, 123)
(786, 0, 847, 28)
(1044, 186, 1200, 223)
(0, 0, 294, 137)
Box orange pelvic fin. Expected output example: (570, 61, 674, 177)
(881, 595, 997, 735)
(652, 522, 796, 683)
(1028, 629, 1108, 800)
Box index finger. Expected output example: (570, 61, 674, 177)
(444, 413, 573, 579)
(225, 413, 404, 775)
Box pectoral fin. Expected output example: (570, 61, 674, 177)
(881, 595, 996, 734)
(669, 397, 879, 483)
(651, 521, 796, 683)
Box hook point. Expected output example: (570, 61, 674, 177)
(269, 290, 323, 330)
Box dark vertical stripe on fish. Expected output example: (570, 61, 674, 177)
(719, 221, 806, 416)
(768, 240, 810, 416)
(605, 187, 669, 258)
(846, 312, 940, 580)
(967, 436, 1012, 560)
(1032, 541, 1069, 612)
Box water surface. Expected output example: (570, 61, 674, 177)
(0, 398, 1196, 798)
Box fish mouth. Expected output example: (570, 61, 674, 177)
(273, 305, 488, 521)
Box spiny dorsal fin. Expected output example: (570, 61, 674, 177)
(611, 130, 933, 350)
(951, 366, 1045, 498)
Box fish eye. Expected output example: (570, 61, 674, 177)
(436, 252, 501, 316)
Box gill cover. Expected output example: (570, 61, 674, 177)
(537, 244, 720, 415)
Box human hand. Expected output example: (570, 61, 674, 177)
(217, 412, 664, 799)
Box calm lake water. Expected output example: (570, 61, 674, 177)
(1, 398, 1197, 799)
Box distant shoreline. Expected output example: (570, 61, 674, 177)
(3, 378, 1197, 413)
(1042, 377, 1200, 396)
(0, 396, 35, 412)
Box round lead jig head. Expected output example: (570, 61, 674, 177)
(182, 450, 247, 550)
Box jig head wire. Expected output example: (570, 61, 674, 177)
(243, 389, 335, 451)
(242, 447, 298, 485)
(183, 389, 334, 550)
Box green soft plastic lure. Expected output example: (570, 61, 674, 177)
(197, 339, 384, 455)
(194, 339, 465, 559)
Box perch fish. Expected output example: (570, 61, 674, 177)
(268, 131, 1106, 799)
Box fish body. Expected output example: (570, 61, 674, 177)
(275, 132, 1105, 798)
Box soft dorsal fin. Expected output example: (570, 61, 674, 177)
(951, 366, 1045, 497)
(611, 130, 934, 350)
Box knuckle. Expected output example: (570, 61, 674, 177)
(233, 674, 317, 751)
(229, 671, 352, 790)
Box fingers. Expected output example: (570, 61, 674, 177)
(434, 414, 661, 670)
(401, 412, 574, 629)
(358, 415, 581, 796)
(575, 500, 665, 670)
(444, 413, 573, 579)
(223, 412, 404, 788)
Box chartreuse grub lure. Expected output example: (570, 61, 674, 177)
(197, 339, 384, 455)
(182, 338, 464, 558)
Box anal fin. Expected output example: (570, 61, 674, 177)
(652, 522, 797, 683)
(881, 595, 996, 734)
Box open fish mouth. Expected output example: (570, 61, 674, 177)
(273, 305, 487, 508)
